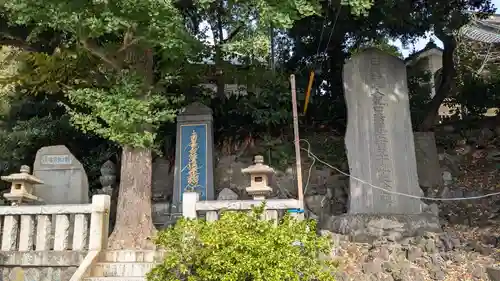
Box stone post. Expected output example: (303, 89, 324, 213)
(182, 192, 199, 219)
(172, 102, 215, 213)
(88, 194, 111, 250)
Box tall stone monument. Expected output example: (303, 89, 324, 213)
(343, 48, 423, 214)
(172, 102, 215, 213)
(33, 145, 89, 204)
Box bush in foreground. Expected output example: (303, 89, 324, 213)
(147, 206, 337, 281)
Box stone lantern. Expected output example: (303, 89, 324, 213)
(1, 165, 44, 205)
(241, 155, 275, 200)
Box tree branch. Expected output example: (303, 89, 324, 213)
(80, 38, 122, 70)
(222, 25, 243, 43)
(117, 27, 141, 53)
(418, 33, 457, 131)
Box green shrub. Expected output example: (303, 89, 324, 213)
(147, 205, 337, 281)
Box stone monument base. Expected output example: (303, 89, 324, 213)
(321, 214, 441, 243)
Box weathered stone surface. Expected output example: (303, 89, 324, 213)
(217, 188, 238, 200)
(152, 157, 174, 201)
(0, 251, 86, 266)
(323, 214, 441, 243)
(99, 250, 166, 263)
(1, 215, 19, 251)
(214, 155, 252, 196)
(2, 266, 79, 281)
(414, 132, 442, 192)
(323, 226, 497, 281)
(91, 262, 156, 277)
(342, 49, 422, 214)
(487, 267, 500, 281)
(33, 145, 89, 204)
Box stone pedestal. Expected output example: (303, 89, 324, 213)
(322, 214, 441, 243)
(172, 102, 215, 213)
(343, 48, 423, 214)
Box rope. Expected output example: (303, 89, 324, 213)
(299, 139, 500, 201)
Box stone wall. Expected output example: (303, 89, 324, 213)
(152, 135, 349, 219)
(431, 126, 500, 225)
(326, 225, 497, 281)
(151, 125, 500, 226)
(0, 251, 85, 281)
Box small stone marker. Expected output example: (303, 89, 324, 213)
(342, 48, 422, 214)
(217, 188, 238, 200)
(414, 132, 442, 190)
(33, 145, 89, 204)
(152, 157, 174, 202)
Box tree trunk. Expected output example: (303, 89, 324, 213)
(418, 34, 457, 132)
(107, 145, 156, 249)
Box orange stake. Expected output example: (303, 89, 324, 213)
(303, 71, 315, 114)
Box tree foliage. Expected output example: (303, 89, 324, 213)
(64, 70, 183, 149)
(148, 205, 336, 281)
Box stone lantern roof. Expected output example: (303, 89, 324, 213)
(241, 155, 275, 175)
(1, 165, 43, 185)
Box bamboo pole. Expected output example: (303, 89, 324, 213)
(290, 74, 304, 211)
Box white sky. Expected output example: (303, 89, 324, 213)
(392, 0, 500, 57)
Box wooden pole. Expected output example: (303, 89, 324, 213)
(303, 71, 315, 114)
(290, 74, 304, 210)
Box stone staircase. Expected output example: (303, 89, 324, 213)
(83, 250, 165, 281)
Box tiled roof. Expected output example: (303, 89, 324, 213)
(461, 14, 500, 43)
(405, 40, 443, 63)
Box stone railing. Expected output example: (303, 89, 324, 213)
(0, 195, 110, 280)
(182, 192, 302, 221)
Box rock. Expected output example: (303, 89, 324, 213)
(471, 264, 487, 280)
(478, 128, 494, 146)
(368, 218, 405, 230)
(428, 266, 445, 281)
(304, 194, 325, 216)
(424, 203, 439, 216)
(386, 231, 402, 242)
(469, 240, 494, 256)
(362, 258, 383, 274)
(423, 239, 436, 253)
(390, 267, 410, 281)
(486, 267, 500, 281)
(217, 188, 238, 200)
(378, 246, 390, 261)
(449, 252, 466, 263)
(438, 234, 454, 251)
(334, 271, 349, 281)
(407, 247, 422, 262)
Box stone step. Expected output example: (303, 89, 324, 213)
(99, 250, 166, 263)
(83, 277, 146, 281)
(91, 262, 156, 277)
